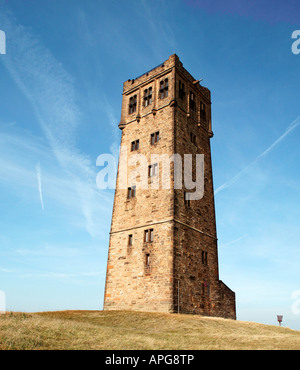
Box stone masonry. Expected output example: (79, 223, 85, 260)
(103, 54, 236, 320)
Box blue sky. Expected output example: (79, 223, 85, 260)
(0, 0, 299, 330)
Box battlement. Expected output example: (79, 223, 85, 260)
(123, 54, 210, 100)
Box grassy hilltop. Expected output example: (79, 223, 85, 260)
(0, 310, 299, 350)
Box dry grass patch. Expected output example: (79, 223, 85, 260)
(0, 310, 299, 350)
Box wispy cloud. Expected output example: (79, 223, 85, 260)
(20, 271, 104, 279)
(255, 117, 300, 161)
(98, 94, 120, 158)
(75, 7, 120, 158)
(140, 0, 177, 58)
(0, 268, 16, 273)
(219, 235, 247, 249)
(0, 129, 112, 238)
(215, 116, 300, 195)
(0, 8, 111, 237)
(0, 267, 105, 279)
(35, 162, 44, 211)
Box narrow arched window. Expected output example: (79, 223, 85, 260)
(190, 92, 196, 111)
(179, 81, 185, 99)
(159, 79, 168, 99)
(144, 87, 153, 107)
(129, 95, 137, 114)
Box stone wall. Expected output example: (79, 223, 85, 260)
(104, 222, 174, 313)
(104, 54, 236, 320)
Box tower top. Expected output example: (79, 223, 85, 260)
(123, 54, 211, 102)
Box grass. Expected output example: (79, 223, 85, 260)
(0, 310, 299, 350)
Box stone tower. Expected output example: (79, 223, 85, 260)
(103, 54, 236, 319)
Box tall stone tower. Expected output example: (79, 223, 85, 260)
(103, 54, 236, 319)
